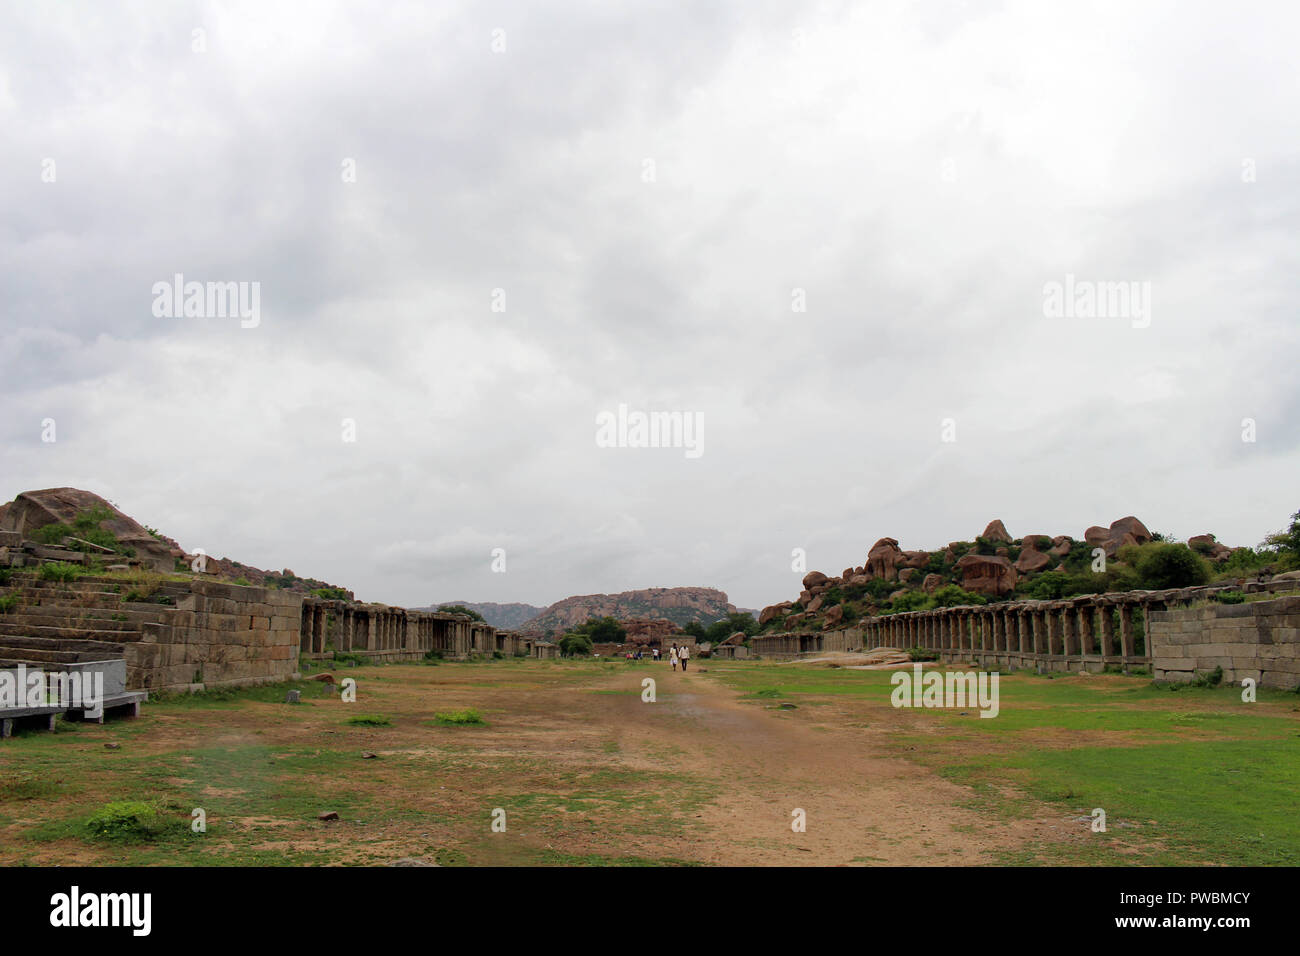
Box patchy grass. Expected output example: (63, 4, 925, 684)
(2, 656, 1295, 866)
(430, 708, 486, 726)
(345, 714, 392, 727)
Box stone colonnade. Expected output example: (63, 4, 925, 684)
(860, 581, 1284, 672)
(300, 599, 532, 661)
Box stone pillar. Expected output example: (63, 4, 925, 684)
(1099, 606, 1115, 661)
(300, 607, 312, 656)
(1062, 607, 1078, 657)
(1079, 605, 1095, 656)
(1119, 604, 1135, 663)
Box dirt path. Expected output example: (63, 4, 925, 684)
(594, 665, 1096, 865)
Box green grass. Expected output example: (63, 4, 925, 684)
(345, 713, 392, 727)
(430, 708, 486, 726)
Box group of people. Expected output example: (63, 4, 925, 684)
(662, 642, 690, 671)
(623, 642, 691, 670)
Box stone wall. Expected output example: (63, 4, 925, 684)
(132, 580, 303, 692)
(1149, 594, 1300, 689)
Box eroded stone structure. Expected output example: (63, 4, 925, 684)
(299, 598, 531, 662)
(0, 568, 539, 702)
(754, 578, 1300, 682)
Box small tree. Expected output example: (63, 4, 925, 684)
(1263, 508, 1300, 567)
(572, 616, 625, 643)
(1134, 543, 1211, 589)
(558, 633, 593, 657)
(439, 605, 485, 622)
(705, 612, 759, 643)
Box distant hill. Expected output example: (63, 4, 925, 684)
(418, 601, 545, 630)
(522, 587, 739, 634)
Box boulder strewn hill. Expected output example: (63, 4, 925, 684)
(418, 601, 544, 630)
(759, 516, 1271, 634)
(522, 586, 739, 634)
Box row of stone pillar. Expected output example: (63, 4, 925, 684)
(301, 603, 495, 657)
(862, 601, 1141, 662)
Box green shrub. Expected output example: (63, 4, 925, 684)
(887, 591, 930, 613)
(558, 633, 594, 657)
(1262, 507, 1300, 564)
(1189, 666, 1224, 689)
(907, 647, 938, 661)
(929, 584, 987, 608)
(312, 587, 350, 600)
(83, 801, 189, 842)
(432, 708, 486, 726)
(568, 616, 626, 643)
(438, 605, 485, 622)
(1210, 590, 1246, 605)
(32, 507, 125, 554)
(0, 595, 18, 614)
(1133, 543, 1211, 589)
(39, 562, 82, 583)
(346, 714, 391, 726)
(704, 612, 760, 644)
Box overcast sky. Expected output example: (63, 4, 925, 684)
(2, 0, 1298, 611)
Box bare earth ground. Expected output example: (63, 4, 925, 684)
(0, 656, 1167, 867)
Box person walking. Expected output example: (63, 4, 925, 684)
(679, 642, 690, 671)
(669, 644, 679, 671)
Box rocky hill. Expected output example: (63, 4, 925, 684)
(522, 587, 740, 634)
(418, 601, 544, 630)
(0, 487, 353, 598)
(759, 516, 1262, 634)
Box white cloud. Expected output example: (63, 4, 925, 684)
(2, 0, 1297, 610)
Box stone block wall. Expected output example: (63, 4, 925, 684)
(1149, 594, 1300, 689)
(132, 580, 303, 692)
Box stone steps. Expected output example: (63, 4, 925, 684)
(0, 620, 143, 643)
(3, 607, 141, 631)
